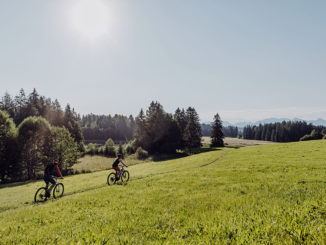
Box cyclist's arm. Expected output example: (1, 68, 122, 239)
(120, 160, 128, 167)
(55, 166, 63, 178)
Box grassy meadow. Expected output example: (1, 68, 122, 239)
(1, 140, 326, 244)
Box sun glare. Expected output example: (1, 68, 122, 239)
(67, 0, 112, 43)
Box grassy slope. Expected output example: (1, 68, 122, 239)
(73, 155, 150, 172)
(1, 141, 326, 244)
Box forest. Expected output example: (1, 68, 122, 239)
(2, 89, 324, 184)
(0, 90, 224, 183)
(242, 121, 326, 142)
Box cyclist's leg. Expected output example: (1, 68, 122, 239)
(47, 177, 57, 195)
(113, 166, 120, 179)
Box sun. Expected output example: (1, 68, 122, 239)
(67, 0, 112, 43)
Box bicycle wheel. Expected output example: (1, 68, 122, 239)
(34, 187, 48, 203)
(121, 170, 130, 183)
(53, 183, 64, 199)
(107, 173, 116, 186)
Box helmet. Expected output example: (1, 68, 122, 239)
(53, 160, 60, 165)
(117, 154, 122, 158)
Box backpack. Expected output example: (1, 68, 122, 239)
(44, 163, 55, 176)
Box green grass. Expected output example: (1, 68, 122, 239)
(1, 140, 326, 244)
(73, 154, 150, 172)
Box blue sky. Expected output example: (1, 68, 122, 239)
(0, 0, 325, 122)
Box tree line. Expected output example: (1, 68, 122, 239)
(0, 90, 225, 183)
(0, 89, 84, 149)
(133, 102, 224, 153)
(242, 121, 326, 142)
(0, 89, 84, 183)
(133, 102, 202, 154)
(81, 114, 135, 143)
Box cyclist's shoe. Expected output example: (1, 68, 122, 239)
(115, 177, 120, 181)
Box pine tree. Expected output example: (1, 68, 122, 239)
(64, 104, 84, 148)
(174, 108, 187, 148)
(184, 107, 201, 149)
(210, 113, 224, 147)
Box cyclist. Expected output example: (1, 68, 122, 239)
(43, 160, 64, 197)
(112, 154, 128, 180)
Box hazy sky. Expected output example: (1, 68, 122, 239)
(1, 0, 325, 123)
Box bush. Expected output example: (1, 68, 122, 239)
(126, 139, 137, 155)
(86, 143, 97, 155)
(136, 147, 148, 160)
(104, 145, 116, 157)
(311, 129, 323, 140)
(103, 138, 116, 157)
(300, 129, 323, 141)
(300, 134, 313, 141)
(117, 143, 127, 158)
(97, 146, 105, 155)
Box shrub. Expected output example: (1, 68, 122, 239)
(136, 147, 148, 160)
(97, 146, 105, 155)
(117, 143, 127, 158)
(311, 129, 323, 140)
(126, 139, 137, 155)
(300, 130, 323, 141)
(104, 145, 116, 157)
(86, 143, 97, 155)
(103, 138, 116, 157)
(300, 134, 313, 141)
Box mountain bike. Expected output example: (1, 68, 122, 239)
(107, 166, 130, 186)
(34, 177, 64, 203)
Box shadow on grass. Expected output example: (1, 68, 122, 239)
(0, 179, 39, 189)
(298, 180, 326, 184)
(151, 147, 221, 162)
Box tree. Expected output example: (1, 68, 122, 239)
(210, 113, 224, 147)
(184, 107, 201, 149)
(134, 102, 184, 154)
(0, 110, 18, 183)
(18, 117, 52, 180)
(44, 127, 79, 172)
(118, 143, 127, 158)
(0, 92, 15, 119)
(64, 104, 84, 150)
(104, 138, 116, 157)
(174, 108, 187, 148)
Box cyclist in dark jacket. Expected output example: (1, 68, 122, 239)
(112, 154, 128, 180)
(43, 160, 63, 197)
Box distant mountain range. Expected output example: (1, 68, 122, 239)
(222, 118, 326, 128)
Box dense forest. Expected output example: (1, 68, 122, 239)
(133, 103, 203, 154)
(0, 90, 225, 183)
(242, 121, 326, 142)
(0, 89, 84, 147)
(0, 89, 83, 183)
(81, 114, 135, 143)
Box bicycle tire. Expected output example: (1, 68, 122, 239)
(107, 173, 116, 186)
(34, 187, 48, 203)
(121, 170, 130, 183)
(53, 183, 64, 199)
